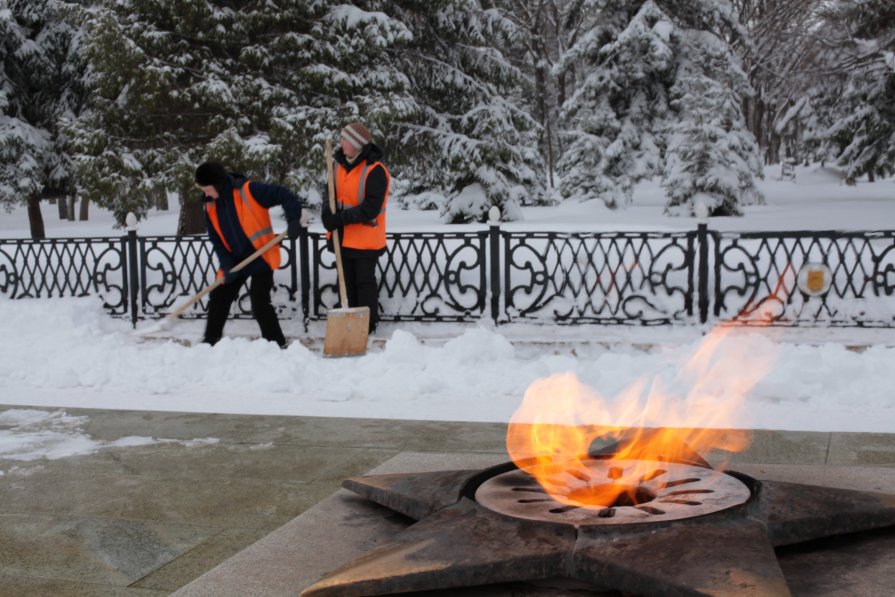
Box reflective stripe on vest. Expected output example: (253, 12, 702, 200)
(331, 160, 389, 250)
(205, 182, 280, 271)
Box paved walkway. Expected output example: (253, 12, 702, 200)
(0, 405, 893, 596)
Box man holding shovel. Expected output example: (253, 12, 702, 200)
(321, 122, 390, 335)
(195, 161, 303, 348)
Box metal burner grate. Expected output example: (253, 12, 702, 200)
(476, 459, 751, 525)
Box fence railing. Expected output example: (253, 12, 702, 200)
(2, 223, 894, 328)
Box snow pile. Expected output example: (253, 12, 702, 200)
(1, 297, 893, 433)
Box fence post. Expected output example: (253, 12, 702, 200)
(126, 212, 140, 328)
(299, 220, 311, 332)
(488, 206, 501, 324)
(697, 222, 709, 324)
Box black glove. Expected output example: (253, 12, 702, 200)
(321, 210, 342, 231)
(221, 269, 239, 285)
(287, 217, 302, 240)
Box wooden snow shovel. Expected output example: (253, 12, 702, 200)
(322, 139, 370, 357)
(135, 230, 288, 337)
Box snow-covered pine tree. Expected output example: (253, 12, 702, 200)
(294, 1, 414, 204)
(790, 81, 842, 168)
(389, 0, 544, 223)
(662, 6, 763, 216)
(817, 0, 895, 183)
(554, 0, 674, 208)
(68, 0, 238, 229)
(70, 0, 412, 231)
(0, 0, 82, 239)
(555, 0, 761, 214)
(663, 75, 763, 216)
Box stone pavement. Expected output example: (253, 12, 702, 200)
(0, 405, 893, 596)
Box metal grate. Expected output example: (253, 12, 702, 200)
(475, 459, 750, 526)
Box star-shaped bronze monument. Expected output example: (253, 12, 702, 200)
(302, 437, 895, 596)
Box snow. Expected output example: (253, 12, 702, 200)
(1, 165, 895, 465)
(0, 297, 892, 436)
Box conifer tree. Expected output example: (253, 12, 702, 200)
(555, 0, 674, 207)
(1, 0, 82, 238)
(69, 0, 413, 231)
(817, 0, 894, 182)
(554, 0, 762, 214)
(663, 76, 763, 216)
(390, 0, 544, 223)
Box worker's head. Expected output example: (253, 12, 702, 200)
(340, 122, 372, 159)
(195, 161, 229, 198)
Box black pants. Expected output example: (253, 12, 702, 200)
(341, 255, 379, 332)
(203, 270, 286, 346)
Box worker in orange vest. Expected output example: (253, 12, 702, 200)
(321, 122, 390, 335)
(195, 161, 303, 348)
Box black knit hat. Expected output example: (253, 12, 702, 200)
(195, 161, 229, 186)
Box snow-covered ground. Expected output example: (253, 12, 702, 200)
(1, 165, 894, 465)
(1, 165, 893, 237)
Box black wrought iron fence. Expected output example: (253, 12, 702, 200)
(713, 230, 895, 327)
(137, 234, 300, 320)
(0, 237, 129, 313)
(501, 230, 697, 324)
(1, 224, 893, 328)
(311, 231, 490, 322)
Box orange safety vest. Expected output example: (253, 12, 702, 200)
(332, 160, 390, 251)
(204, 182, 280, 271)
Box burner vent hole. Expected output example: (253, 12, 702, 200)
(636, 505, 666, 515)
(667, 489, 714, 496)
(548, 505, 580, 514)
(657, 477, 701, 489)
(566, 484, 657, 508)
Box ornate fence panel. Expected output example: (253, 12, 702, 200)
(4, 226, 894, 328)
(501, 231, 698, 324)
(138, 235, 299, 319)
(713, 230, 895, 327)
(0, 237, 129, 314)
(311, 230, 489, 322)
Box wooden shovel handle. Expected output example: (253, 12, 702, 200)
(163, 230, 288, 322)
(325, 140, 350, 308)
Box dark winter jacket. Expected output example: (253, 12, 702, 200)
(202, 174, 303, 276)
(322, 143, 388, 258)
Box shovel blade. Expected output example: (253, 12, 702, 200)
(323, 307, 370, 357)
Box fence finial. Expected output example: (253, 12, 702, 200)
(488, 206, 501, 224)
(126, 212, 138, 232)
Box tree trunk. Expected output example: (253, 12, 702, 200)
(176, 192, 205, 236)
(28, 193, 46, 240)
(56, 196, 68, 220)
(156, 186, 169, 210)
(79, 195, 90, 221)
(68, 196, 76, 221)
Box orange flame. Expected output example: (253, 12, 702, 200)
(506, 325, 777, 509)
